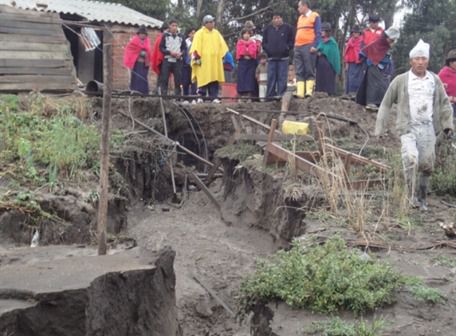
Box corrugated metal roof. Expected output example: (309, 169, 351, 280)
(0, 0, 163, 28)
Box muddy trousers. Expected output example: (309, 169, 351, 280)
(400, 123, 436, 204)
(294, 44, 316, 81)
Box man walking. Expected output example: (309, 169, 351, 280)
(262, 13, 295, 97)
(375, 39, 454, 210)
(294, 0, 321, 98)
(159, 20, 186, 96)
(190, 15, 229, 103)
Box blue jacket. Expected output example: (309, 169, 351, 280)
(262, 23, 295, 59)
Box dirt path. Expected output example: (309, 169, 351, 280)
(128, 181, 277, 335)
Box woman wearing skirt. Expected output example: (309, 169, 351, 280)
(236, 29, 258, 98)
(315, 23, 341, 95)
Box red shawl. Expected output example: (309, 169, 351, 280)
(123, 35, 152, 69)
(439, 66, 456, 98)
(235, 39, 257, 60)
(151, 33, 164, 75)
(344, 36, 362, 64)
(363, 35, 390, 65)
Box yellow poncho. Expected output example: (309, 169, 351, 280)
(190, 27, 229, 87)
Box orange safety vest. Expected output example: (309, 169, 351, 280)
(295, 11, 319, 46)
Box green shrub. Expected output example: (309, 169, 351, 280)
(305, 317, 385, 336)
(239, 237, 402, 316)
(0, 96, 101, 182)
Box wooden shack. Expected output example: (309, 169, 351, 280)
(0, 5, 76, 92)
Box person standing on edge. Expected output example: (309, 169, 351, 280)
(438, 49, 456, 117)
(123, 25, 152, 95)
(375, 39, 454, 211)
(315, 23, 341, 96)
(294, 0, 321, 98)
(256, 53, 268, 101)
(344, 25, 363, 97)
(190, 15, 229, 103)
(182, 28, 197, 97)
(356, 27, 399, 111)
(236, 29, 258, 99)
(362, 15, 383, 47)
(262, 12, 294, 97)
(159, 20, 186, 96)
(151, 23, 168, 94)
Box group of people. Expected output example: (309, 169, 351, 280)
(122, 1, 456, 211)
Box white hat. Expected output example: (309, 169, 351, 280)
(203, 15, 215, 24)
(409, 39, 430, 59)
(384, 27, 400, 40)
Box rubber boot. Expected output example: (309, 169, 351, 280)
(295, 81, 305, 98)
(305, 80, 315, 97)
(418, 174, 430, 211)
(404, 165, 418, 208)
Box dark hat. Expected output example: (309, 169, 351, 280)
(368, 14, 380, 22)
(244, 20, 256, 30)
(321, 22, 332, 32)
(137, 25, 147, 34)
(351, 25, 361, 33)
(446, 49, 456, 65)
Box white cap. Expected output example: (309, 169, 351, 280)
(384, 27, 400, 40)
(409, 39, 430, 59)
(203, 15, 215, 24)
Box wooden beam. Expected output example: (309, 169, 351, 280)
(0, 75, 75, 83)
(0, 67, 72, 76)
(226, 107, 282, 136)
(263, 119, 277, 167)
(0, 26, 63, 36)
(0, 18, 61, 31)
(0, 51, 70, 60)
(97, 31, 113, 256)
(0, 82, 75, 91)
(0, 33, 66, 43)
(0, 59, 71, 68)
(0, 12, 61, 24)
(325, 144, 390, 171)
(0, 41, 69, 52)
(266, 142, 337, 179)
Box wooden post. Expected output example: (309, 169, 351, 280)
(263, 118, 278, 167)
(97, 30, 113, 256)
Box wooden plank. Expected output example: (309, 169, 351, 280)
(263, 119, 278, 167)
(0, 51, 71, 60)
(0, 42, 69, 52)
(0, 82, 75, 92)
(0, 67, 73, 75)
(0, 33, 66, 44)
(0, 5, 58, 19)
(0, 59, 71, 68)
(0, 75, 75, 84)
(0, 18, 61, 31)
(266, 142, 337, 179)
(325, 144, 390, 171)
(0, 26, 63, 36)
(235, 133, 313, 142)
(0, 12, 61, 24)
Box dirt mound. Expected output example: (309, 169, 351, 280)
(0, 246, 179, 336)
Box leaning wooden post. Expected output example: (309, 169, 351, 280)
(97, 29, 113, 256)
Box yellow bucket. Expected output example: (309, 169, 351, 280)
(281, 120, 309, 135)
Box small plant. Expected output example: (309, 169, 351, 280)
(432, 254, 456, 268)
(402, 276, 445, 304)
(238, 237, 403, 317)
(215, 143, 260, 162)
(431, 146, 456, 196)
(304, 317, 385, 336)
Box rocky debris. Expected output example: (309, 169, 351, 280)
(0, 246, 179, 336)
(195, 295, 214, 318)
